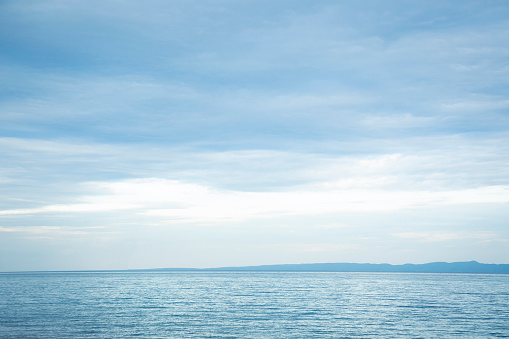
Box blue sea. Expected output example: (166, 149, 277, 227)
(1, 271, 508, 338)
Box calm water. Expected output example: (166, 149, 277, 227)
(0, 271, 508, 338)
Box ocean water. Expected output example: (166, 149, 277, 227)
(0, 271, 508, 338)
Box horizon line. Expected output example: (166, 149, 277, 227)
(2, 260, 509, 274)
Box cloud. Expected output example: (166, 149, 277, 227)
(1, 135, 508, 219)
(0, 225, 104, 236)
(391, 231, 504, 243)
(0, 202, 136, 216)
(442, 99, 509, 112)
(2, 1, 509, 269)
(2, 178, 508, 225)
(360, 114, 435, 130)
(262, 243, 361, 254)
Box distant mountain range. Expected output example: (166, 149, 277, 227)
(153, 261, 509, 274)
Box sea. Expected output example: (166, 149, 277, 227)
(0, 271, 508, 338)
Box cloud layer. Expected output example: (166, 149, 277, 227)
(1, 0, 509, 270)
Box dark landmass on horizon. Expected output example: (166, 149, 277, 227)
(151, 261, 509, 274)
(4, 261, 509, 274)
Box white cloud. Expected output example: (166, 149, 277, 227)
(360, 114, 435, 129)
(391, 231, 502, 242)
(0, 225, 103, 235)
(2, 178, 508, 225)
(261, 243, 361, 254)
(442, 99, 509, 112)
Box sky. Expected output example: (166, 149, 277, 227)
(1, 0, 508, 271)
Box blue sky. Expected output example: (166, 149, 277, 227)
(1, 0, 508, 271)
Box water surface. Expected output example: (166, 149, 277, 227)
(1, 271, 508, 338)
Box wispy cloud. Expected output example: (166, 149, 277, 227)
(2, 178, 508, 225)
(392, 231, 506, 243)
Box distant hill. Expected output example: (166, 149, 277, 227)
(154, 261, 509, 273)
